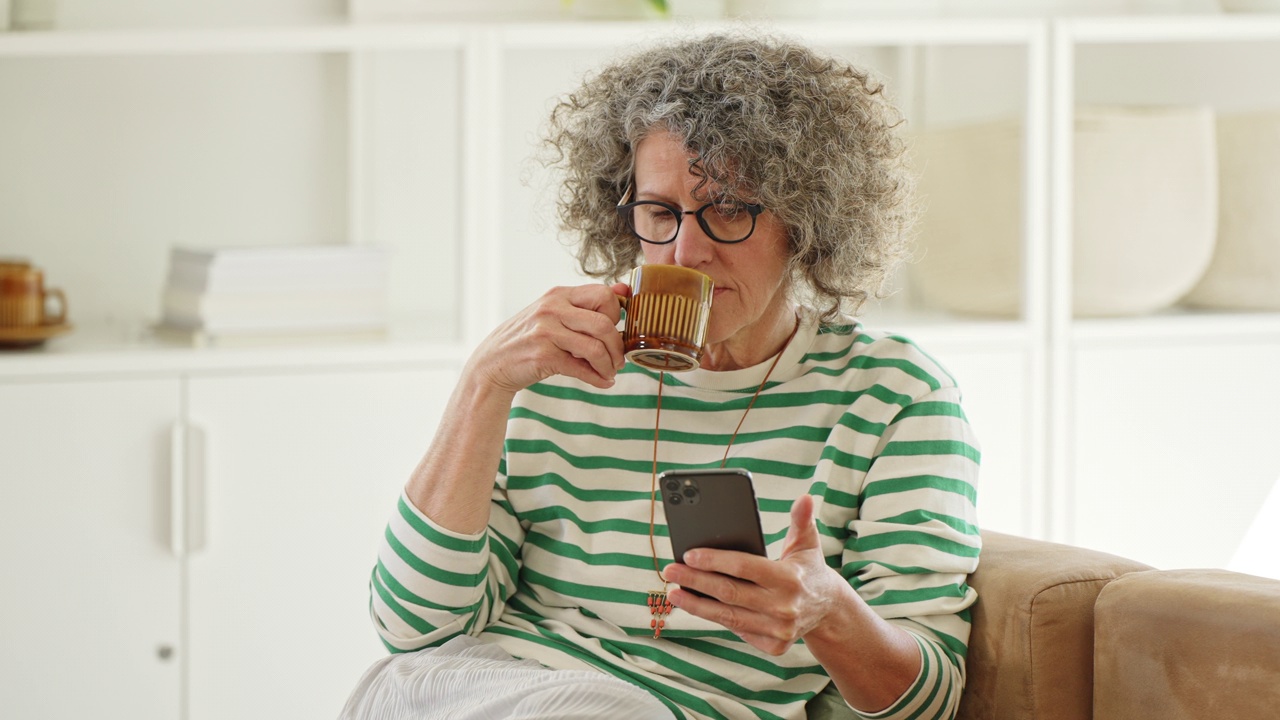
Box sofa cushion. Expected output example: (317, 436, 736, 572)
(1093, 569, 1280, 720)
(955, 531, 1150, 720)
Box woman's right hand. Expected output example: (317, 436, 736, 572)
(467, 282, 631, 394)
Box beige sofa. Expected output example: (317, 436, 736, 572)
(809, 530, 1280, 719)
(1092, 568, 1280, 719)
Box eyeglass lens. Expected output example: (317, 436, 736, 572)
(627, 202, 755, 244)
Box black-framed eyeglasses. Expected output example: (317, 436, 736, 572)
(615, 184, 764, 245)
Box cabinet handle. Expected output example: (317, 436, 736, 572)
(170, 421, 208, 557)
(170, 422, 187, 557)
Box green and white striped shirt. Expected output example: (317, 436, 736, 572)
(370, 309, 981, 720)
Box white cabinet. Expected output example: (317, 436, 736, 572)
(0, 378, 182, 720)
(183, 366, 454, 719)
(1070, 341, 1280, 569)
(0, 362, 457, 719)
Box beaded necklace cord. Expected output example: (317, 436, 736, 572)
(646, 320, 798, 639)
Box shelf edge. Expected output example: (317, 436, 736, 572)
(0, 338, 468, 380)
(0, 22, 470, 57)
(1072, 311, 1280, 346)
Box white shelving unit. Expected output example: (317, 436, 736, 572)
(1050, 16, 1280, 563)
(0, 17, 1047, 338)
(0, 17, 1050, 536)
(2, 9, 1279, 718)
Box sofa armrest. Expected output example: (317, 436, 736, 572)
(807, 531, 1151, 720)
(1093, 569, 1280, 720)
(955, 531, 1150, 720)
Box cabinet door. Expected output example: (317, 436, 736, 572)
(1072, 343, 1280, 569)
(0, 378, 182, 720)
(184, 366, 456, 720)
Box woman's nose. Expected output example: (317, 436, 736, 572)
(671, 215, 715, 268)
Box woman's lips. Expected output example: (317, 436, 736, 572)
(713, 287, 728, 298)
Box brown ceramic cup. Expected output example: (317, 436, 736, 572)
(619, 265, 713, 372)
(0, 260, 67, 328)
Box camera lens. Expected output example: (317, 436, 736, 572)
(665, 479, 680, 492)
(667, 493, 683, 505)
(682, 487, 697, 498)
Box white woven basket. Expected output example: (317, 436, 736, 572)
(1183, 111, 1280, 311)
(909, 106, 1218, 317)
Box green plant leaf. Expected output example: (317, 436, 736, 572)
(563, 0, 670, 13)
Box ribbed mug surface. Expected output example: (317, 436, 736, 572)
(623, 265, 713, 372)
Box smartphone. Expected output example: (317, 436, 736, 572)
(660, 468, 768, 567)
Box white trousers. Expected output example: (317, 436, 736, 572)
(339, 635, 675, 720)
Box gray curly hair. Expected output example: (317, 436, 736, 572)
(542, 31, 917, 319)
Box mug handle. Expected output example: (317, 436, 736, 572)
(615, 293, 630, 343)
(43, 288, 67, 325)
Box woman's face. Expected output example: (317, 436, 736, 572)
(632, 130, 794, 362)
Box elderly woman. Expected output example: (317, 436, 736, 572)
(342, 32, 980, 720)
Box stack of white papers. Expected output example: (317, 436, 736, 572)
(157, 245, 390, 344)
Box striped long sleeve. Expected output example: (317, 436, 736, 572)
(841, 385, 981, 719)
(368, 482, 526, 651)
(367, 309, 980, 720)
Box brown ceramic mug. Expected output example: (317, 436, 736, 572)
(0, 260, 67, 328)
(619, 265, 713, 372)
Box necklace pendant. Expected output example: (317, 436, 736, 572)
(647, 589, 674, 639)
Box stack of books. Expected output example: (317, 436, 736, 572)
(156, 244, 391, 346)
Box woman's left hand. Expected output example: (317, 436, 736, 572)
(664, 494, 855, 656)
